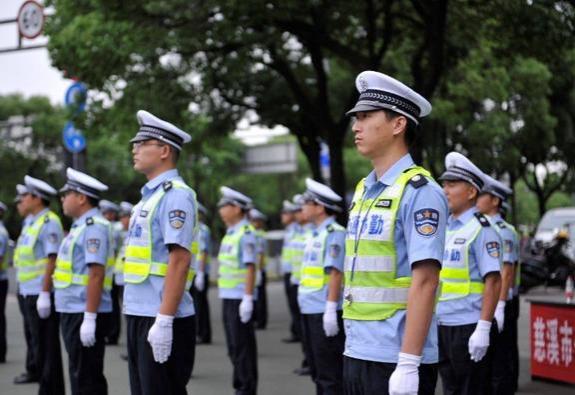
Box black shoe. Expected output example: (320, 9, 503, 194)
(14, 372, 38, 384)
(196, 338, 212, 345)
(106, 338, 119, 345)
(282, 337, 300, 343)
(120, 353, 128, 361)
(293, 366, 311, 376)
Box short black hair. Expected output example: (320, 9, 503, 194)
(87, 196, 100, 208)
(41, 198, 50, 207)
(325, 206, 339, 216)
(382, 109, 418, 148)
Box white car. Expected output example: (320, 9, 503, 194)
(534, 207, 575, 259)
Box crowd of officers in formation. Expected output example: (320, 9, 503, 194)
(0, 71, 523, 395)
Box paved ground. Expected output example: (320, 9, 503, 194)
(0, 281, 574, 394)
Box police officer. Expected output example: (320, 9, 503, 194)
(54, 168, 113, 394)
(0, 201, 9, 363)
(280, 200, 300, 343)
(250, 207, 268, 330)
(477, 175, 518, 394)
(192, 202, 212, 344)
(437, 152, 502, 395)
(13, 184, 39, 383)
(298, 178, 346, 395)
(217, 186, 258, 395)
(115, 201, 133, 361)
(99, 199, 123, 345)
(123, 110, 198, 395)
(14, 175, 66, 393)
(343, 71, 447, 395)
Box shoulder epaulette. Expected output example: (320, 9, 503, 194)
(162, 181, 173, 191)
(474, 212, 490, 227)
(496, 221, 506, 229)
(86, 217, 95, 226)
(44, 215, 50, 223)
(408, 174, 428, 189)
(244, 225, 252, 234)
(327, 224, 334, 233)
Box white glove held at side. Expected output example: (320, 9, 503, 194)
(194, 271, 205, 291)
(322, 301, 339, 337)
(389, 352, 421, 395)
(80, 312, 97, 347)
(468, 319, 492, 362)
(239, 294, 254, 323)
(147, 313, 174, 363)
(494, 301, 506, 333)
(36, 291, 52, 319)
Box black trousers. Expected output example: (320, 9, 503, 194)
(255, 270, 268, 329)
(439, 323, 495, 395)
(301, 312, 345, 395)
(222, 298, 258, 395)
(61, 312, 109, 395)
(191, 273, 212, 343)
(490, 301, 517, 394)
(17, 291, 38, 376)
(0, 279, 7, 362)
(284, 273, 303, 340)
(23, 294, 65, 395)
(343, 356, 438, 395)
(509, 295, 520, 391)
(107, 283, 123, 344)
(126, 314, 196, 395)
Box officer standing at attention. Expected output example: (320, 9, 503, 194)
(476, 174, 518, 394)
(298, 178, 346, 395)
(0, 201, 9, 364)
(54, 168, 114, 395)
(115, 201, 133, 361)
(123, 110, 198, 395)
(437, 152, 502, 395)
(250, 208, 268, 330)
(14, 175, 66, 393)
(99, 199, 123, 345)
(217, 186, 258, 395)
(191, 202, 212, 344)
(343, 71, 447, 395)
(280, 200, 300, 343)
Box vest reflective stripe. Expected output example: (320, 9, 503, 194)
(124, 180, 197, 286)
(439, 215, 484, 301)
(114, 243, 126, 275)
(299, 222, 344, 294)
(217, 224, 253, 289)
(343, 167, 430, 321)
(281, 230, 298, 272)
(15, 211, 62, 283)
(0, 226, 9, 271)
(53, 217, 115, 290)
(290, 229, 308, 282)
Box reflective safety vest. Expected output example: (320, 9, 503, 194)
(343, 167, 430, 321)
(0, 224, 9, 272)
(114, 232, 127, 276)
(124, 180, 198, 287)
(218, 223, 254, 290)
(255, 229, 267, 269)
(15, 211, 62, 283)
(300, 222, 345, 294)
(290, 226, 310, 283)
(439, 214, 487, 301)
(281, 226, 297, 273)
(53, 216, 115, 290)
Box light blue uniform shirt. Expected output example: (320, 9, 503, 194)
(123, 169, 197, 318)
(491, 213, 518, 299)
(55, 208, 112, 313)
(195, 222, 211, 274)
(436, 207, 502, 326)
(0, 221, 9, 281)
(298, 216, 345, 315)
(344, 154, 448, 364)
(218, 218, 257, 300)
(19, 208, 63, 296)
(114, 229, 128, 286)
(290, 222, 315, 285)
(281, 222, 298, 274)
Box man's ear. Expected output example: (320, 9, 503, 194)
(392, 115, 408, 137)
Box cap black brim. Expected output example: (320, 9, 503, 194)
(345, 103, 385, 116)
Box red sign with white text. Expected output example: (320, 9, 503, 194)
(530, 302, 575, 384)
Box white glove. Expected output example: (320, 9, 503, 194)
(494, 301, 506, 333)
(468, 320, 491, 362)
(147, 314, 174, 363)
(80, 312, 97, 347)
(389, 352, 421, 395)
(322, 301, 339, 337)
(239, 294, 254, 323)
(36, 291, 52, 319)
(194, 271, 205, 291)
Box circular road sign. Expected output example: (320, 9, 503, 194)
(62, 122, 87, 153)
(17, 1, 45, 39)
(64, 82, 88, 113)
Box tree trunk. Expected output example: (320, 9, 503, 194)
(296, 134, 321, 180)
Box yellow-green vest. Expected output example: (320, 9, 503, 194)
(290, 225, 311, 283)
(439, 214, 486, 301)
(218, 223, 254, 290)
(343, 167, 430, 321)
(53, 216, 115, 290)
(255, 229, 267, 269)
(0, 224, 9, 272)
(124, 180, 198, 287)
(281, 225, 298, 272)
(15, 211, 62, 283)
